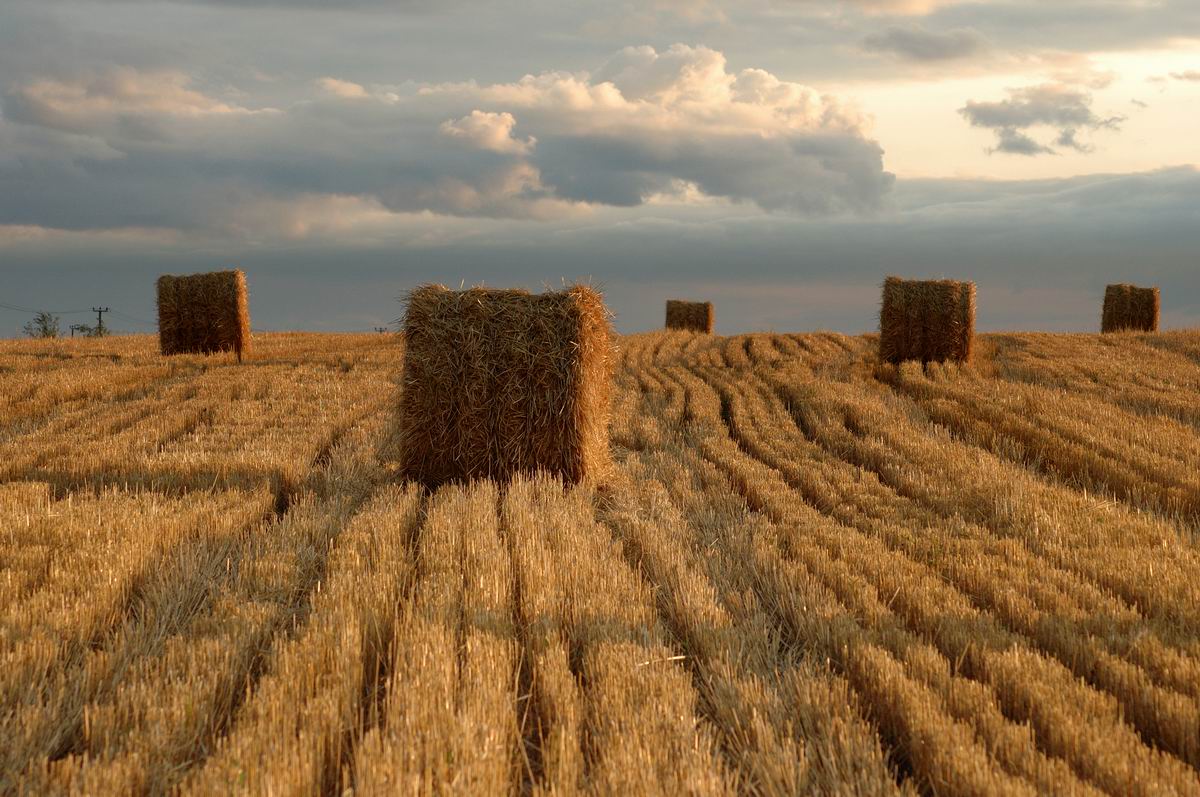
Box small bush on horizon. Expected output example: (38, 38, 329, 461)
(23, 311, 60, 339)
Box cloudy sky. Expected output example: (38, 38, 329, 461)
(2, 0, 1198, 336)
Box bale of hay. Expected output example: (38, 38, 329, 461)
(879, 276, 976, 365)
(666, 299, 714, 333)
(1102, 283, 1160, 333)
(156, 269, 250, 361)
(397, 284, 614, 488)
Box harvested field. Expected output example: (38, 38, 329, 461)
(2, 328, 1200, 795)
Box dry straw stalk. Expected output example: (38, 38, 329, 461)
(879, 276, 976, 365)
(156, 269, 251, 361)
(1102, 284, 1160, 333)
(397, 284, 614, 488)
(665, 300, 714, 333)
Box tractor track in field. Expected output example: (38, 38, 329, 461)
(495, 485, 546, 797)
(335, 491, 428, 797)
(128, 429, 392, 792)
(870, 366, 1200, 527)
(658, 352, 1200, 773)
(8, 412, 390, 792)
(621, 373, 1069, 792)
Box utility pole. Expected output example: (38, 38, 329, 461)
(374, 326, 388, 334)
(92, 307, 109, 336)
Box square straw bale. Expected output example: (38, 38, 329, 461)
(879, 276, 976, 365)
(156, 269, 251, 361)
(397, 284, 614, 488)
(665, 299, 715, 333)
(1102, 283, 1160, 333)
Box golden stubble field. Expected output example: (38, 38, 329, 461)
(2, 329, 1199, 795)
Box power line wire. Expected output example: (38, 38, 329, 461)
(108, 309, 156, 327)
(2, 301, 157, 331)
(0, 300, 93, 315)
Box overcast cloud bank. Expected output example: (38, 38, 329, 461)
(4, 166, 1197, 337)
(862, 26, 985, 61)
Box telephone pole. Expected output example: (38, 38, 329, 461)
(92, 307, 110, 336)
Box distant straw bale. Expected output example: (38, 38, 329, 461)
(666, 300, 714, 333)
(1102, 284, 1160, 333)
(397, 284, 614, 488)
(879, 276, 976, 365)
(156, 269, 250, 361)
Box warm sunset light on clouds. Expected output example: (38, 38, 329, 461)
(1, 0, 1197, 334)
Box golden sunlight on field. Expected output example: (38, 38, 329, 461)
(2, 329, 1199, 795)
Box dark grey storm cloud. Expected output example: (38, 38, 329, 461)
(926, 0, 1200, 60)
(534, 132, 891, 214)
(862, 26, 985, 61)
(50, 0, 438, 5)
(962, 85, 1106, 129)
(991, 128, 1053, 156)
(960, 83, 1125, 156)
(4, 167, 1198, 337)
(7, 0, 1199, 92)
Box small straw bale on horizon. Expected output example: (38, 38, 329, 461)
(156, 269, 251, 361)
(665, 299, 714, 333)
(396, 284, 614, 488)
(1101, 283, 1160, 333)
(879, 276, 975, 365)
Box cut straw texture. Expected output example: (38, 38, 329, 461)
(1102, 284, 1160, 333)
(397, 284, 614, 488)
(879, 276, 976, 365)
(666, 300, 714, 333)
(156, 270, 250, 361)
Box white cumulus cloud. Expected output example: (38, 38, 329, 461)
(315, 77, 370, 99)
(3, 67, 262, 137)
(416, 44, 891, 213)
(0, 45, 893, 233)
(440, 110, 536, 155)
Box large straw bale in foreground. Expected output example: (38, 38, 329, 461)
(879, 276, 976, 364)
(1102, 283, 1160, 333)
(666, 299, 714, 333)
(156, 269, 250, 361)
(397, 284, 614, 487)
